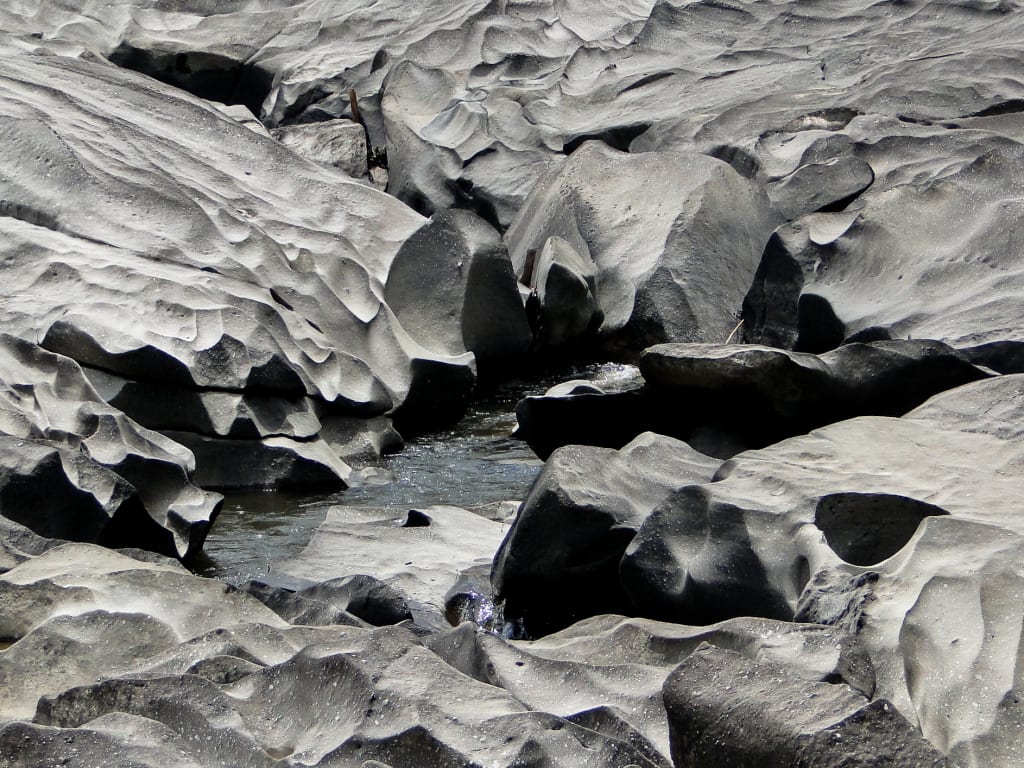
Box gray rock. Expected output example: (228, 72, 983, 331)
(742, 129, 1024, 370)
(271, 119, 368, 178)
(663, 644, 946, 767)
(768, 154, 875, 219)
(505, 143, 779, 354)
(0, 335, 220, 558)
(279, 505, 507, 630)
(163, 431, 351, 492)
(618, 375, 1024, 762)
(492, 432, 721, 635)
(527, 235, 603, 351)
(384, 208, 531, 389)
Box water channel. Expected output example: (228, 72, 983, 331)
(195, 362, 641, 588)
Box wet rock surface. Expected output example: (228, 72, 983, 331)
(2, 0, 1024, 766)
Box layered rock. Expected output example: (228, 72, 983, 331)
(0, 334, 219, 558)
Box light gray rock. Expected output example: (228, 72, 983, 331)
(431, 614, 874, 763)
(505, 143, 779, 354)
(279, 505, 507, 630)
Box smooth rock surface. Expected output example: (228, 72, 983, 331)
(505, 143, 778, 353)
(280, 505, 507, 630)
(492, 432, 720, 635)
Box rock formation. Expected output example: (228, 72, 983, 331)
(2, 0, 1024, 766)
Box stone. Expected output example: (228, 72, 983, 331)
(271, 119, 368, 178)
(384, 208, 531, 385)
(663, 644, 946, 767)
(163, 431, 351, 492)
(492, 432, 721, 636)
(742, 129, 1024, 370)
(505, 143, 779, 354)
(526, 235, 603, 352)
(0, 334, 220, 559)
(279, 505, 507, 630)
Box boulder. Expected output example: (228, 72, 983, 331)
(431, 614, 874, 762)
(505, 142, 779, 354)
(742, 130, 1024, 371)
(271, 119, 368, 178)
(526, 235, 603, 351)
(384, 208, 531, 387)
(663, 644, 946, 767)
(492, 432, 721, 636)
(618, 375, 1024, 762)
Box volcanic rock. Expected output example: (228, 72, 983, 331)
(505, 142, 779, 353)
(279, 505, 507, 630)
(0, 334, 220, 558)
(663, 644, 946, 767)
(271, 119, 369, 179)
(492, 432, 720, 635)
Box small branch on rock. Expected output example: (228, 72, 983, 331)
(725, 318, 744, 344)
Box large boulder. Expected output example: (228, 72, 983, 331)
(383, 208, 531, 393)
(504, 142, 779, 354)
(742, 127, 1024, 372)
(492, 432, 721, 635)
(0, 48, 491, 491)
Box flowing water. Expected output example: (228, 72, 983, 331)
(194, 363, 641, 586)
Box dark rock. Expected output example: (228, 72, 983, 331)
(492, 432, 720, 636)
(162, 431, 350, 492)
(663, 644, 946, 767)
(639, 338, 993, 435)
(0, 335, 220, 558)
(297, 574, 413, 627)
(526, 235, 603, 351)
(384, 208, 531, 382)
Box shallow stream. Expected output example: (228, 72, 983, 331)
(194, 363, 640, 587)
